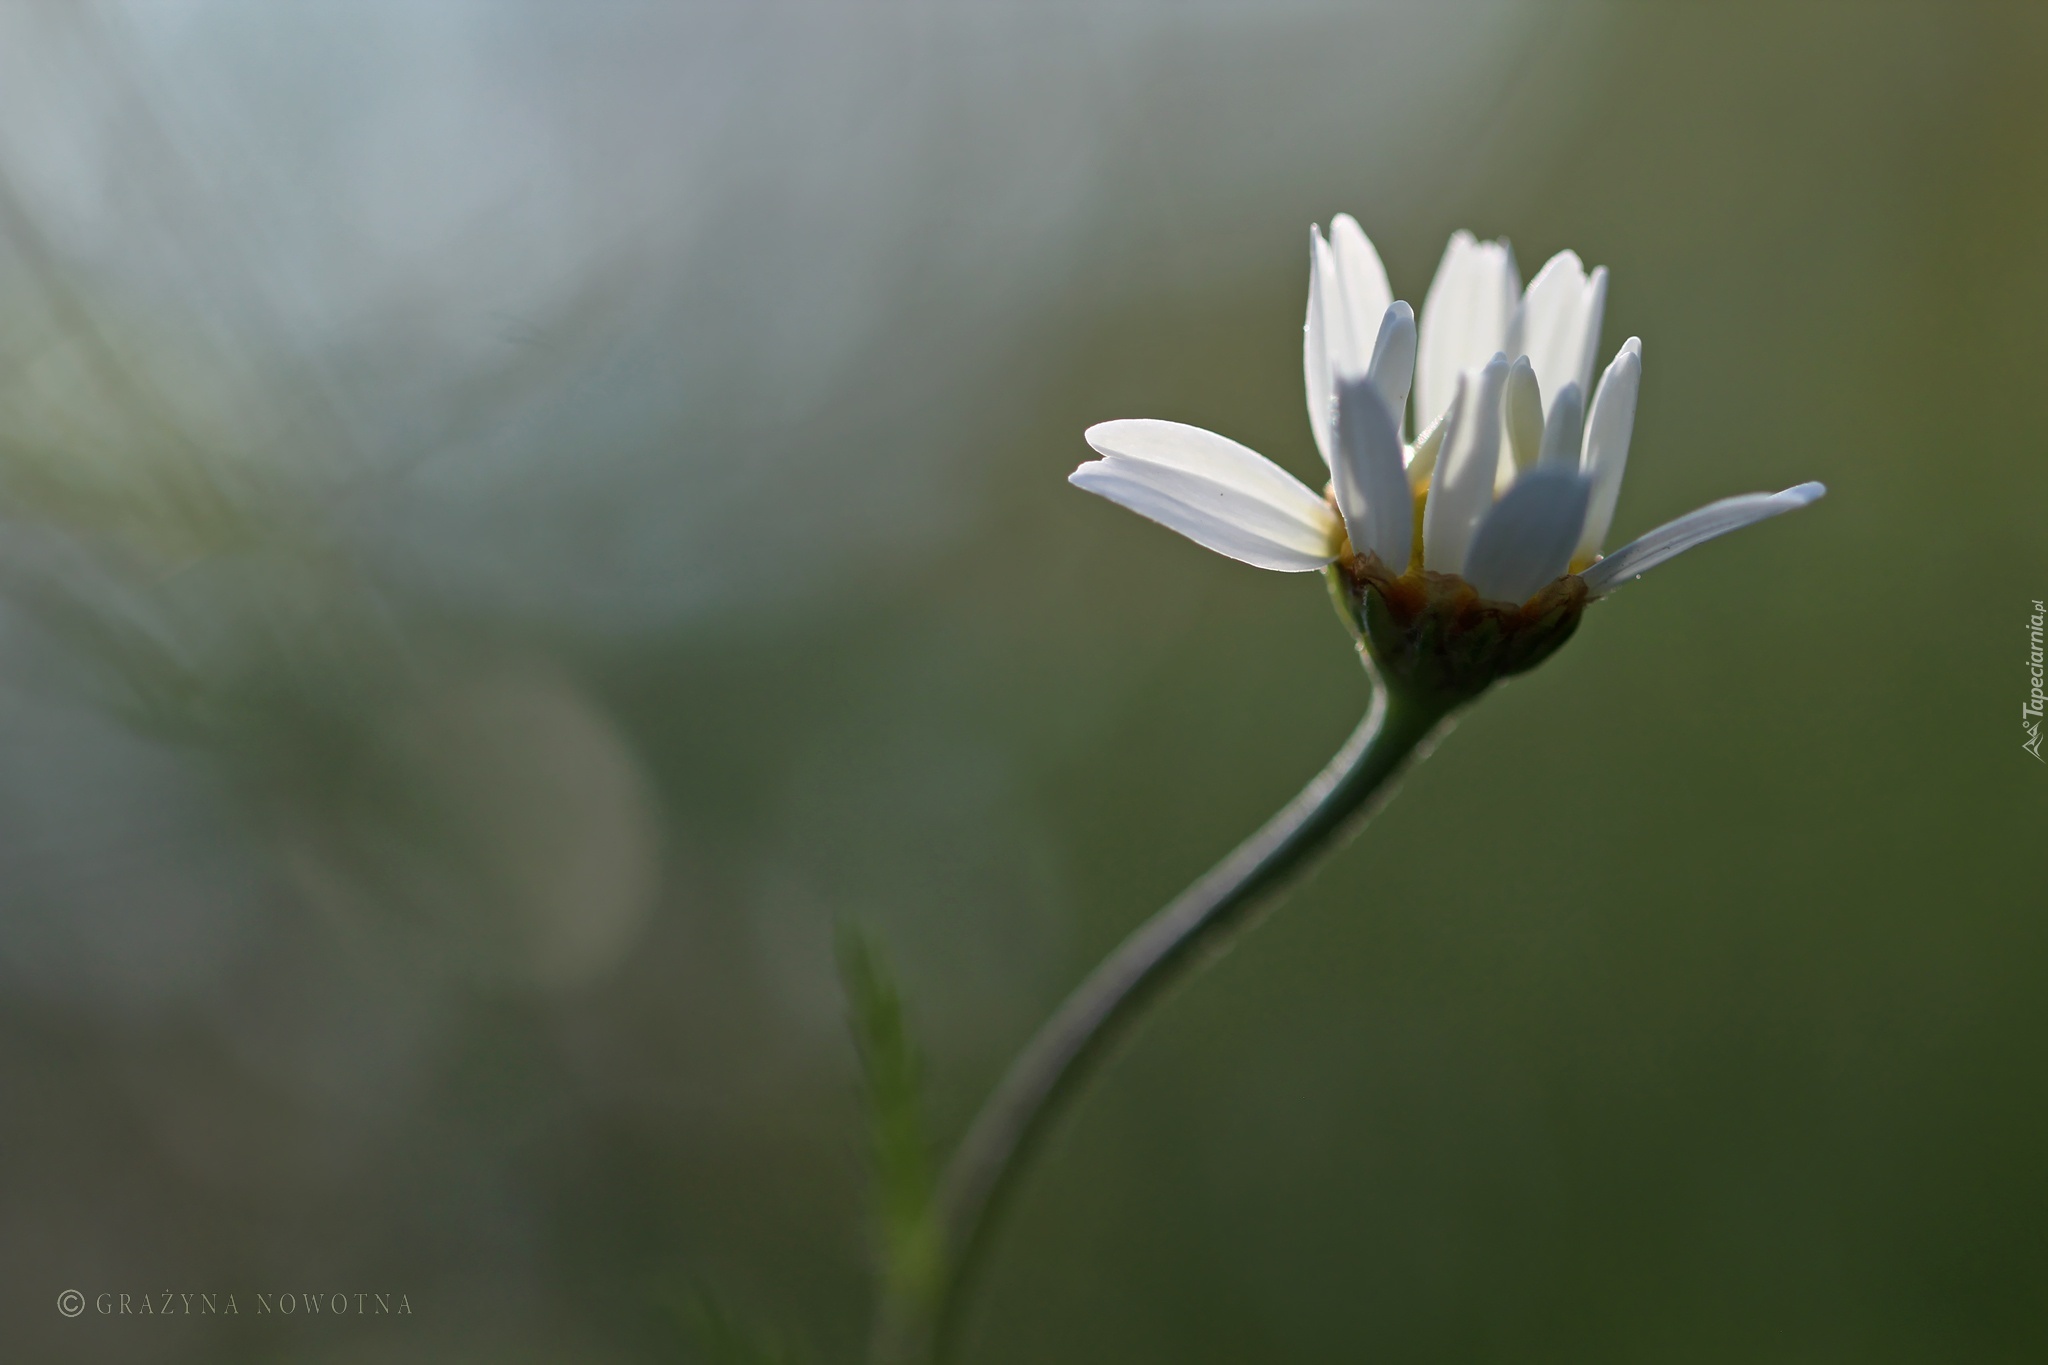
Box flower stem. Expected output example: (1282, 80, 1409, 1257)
(895, 667, 1458, 1363)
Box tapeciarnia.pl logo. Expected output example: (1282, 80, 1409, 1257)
(58, 1289, 413, 1319)
(2027, 599, 2045, 762)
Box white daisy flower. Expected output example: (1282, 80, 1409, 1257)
(1070, 216, 1824, 635)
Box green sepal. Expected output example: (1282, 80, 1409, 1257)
(1336, 554, 1588, 706)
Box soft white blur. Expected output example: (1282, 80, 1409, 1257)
(0, 0, 1565, 1005)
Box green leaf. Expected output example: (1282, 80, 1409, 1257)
(836, 922, 941, 1314)
(675, 1291, 805, 1365)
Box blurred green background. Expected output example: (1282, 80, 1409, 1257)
(2, 2, 2045, 1361)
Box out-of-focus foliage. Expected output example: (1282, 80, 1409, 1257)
(838, 925, 938, 1325)
(2, 3, 2045, 1363)
(679, 1293, 809, 1365)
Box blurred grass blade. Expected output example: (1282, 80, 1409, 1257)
(837, 923, 941, 1356)
(677, 1292, 805, 1365)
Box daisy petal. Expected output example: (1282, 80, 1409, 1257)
(1405, 407, 1448, 490)
(1329, 213, 1393, 378)
(1578, 482, 1826, 597)
(1572, 267, 1610, 398)
(1332, 373, 1412, 570)
(1507, 251, 1582, 384)
(1463, 466, 1592, 604)
(1365, 300, 1416, 439)
(1538, 381, 1584, 468)
(1304, 227, 1335, 467)
(1083, 419, 1329, 506)
(1503, 355, 1545, 477)
(1505, 250, 1607, 420)
(1421, 353, 1509, 576)
(1575, 338, 1643, 560)
(1416, 231, 1519, 439)
(1074, 420, 1340, 572)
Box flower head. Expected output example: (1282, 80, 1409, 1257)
(1070, 214, 1824, 704)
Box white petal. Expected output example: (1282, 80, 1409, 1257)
(1421, 353, 1509, 576)
(1310, 224, 1405, 466)
(1415, 231, 1520, 439)
(1083, 418, 1337, 517)
(1572, 267, 1610, 398)
(1575, 339, 1643, 560)
(1405, 408, 1448, 490)
(1365, 300, 1416, 438)
(1505, 251, 1606, 411)
(1538, 381, 1583, 468)
(1329, 213, 1393, 378)
(1304, 227, 1335, 467)
(1331, 374, 1412, 570)
(1463, 467, 1592, 604)
(1503, 355, 1544, 476)
(1074, 420, 1340, 572)
(1578, 482, 1826, 597)
(1505, 251, 1581, 366)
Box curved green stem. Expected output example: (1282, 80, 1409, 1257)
(892, 667, 1458, 1363)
